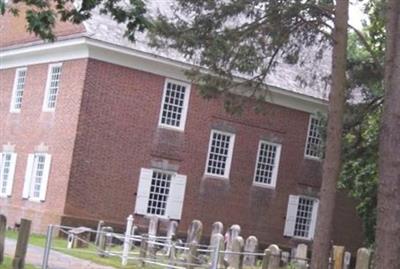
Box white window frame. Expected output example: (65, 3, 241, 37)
(22, 153, 52, 202)
(10, 67, 27, 113)
(158, 78, 191, 131)
(134, 168, 187, 220)
(204, 130, 235, 179)
(284, 195, 319, 241)
(0, 152, 17, 197)
(252, 140, 282, 188)
(304, 115, 322, 160)
(42, 63, 63, 112)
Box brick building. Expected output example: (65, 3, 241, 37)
(0, 4, 364, 251)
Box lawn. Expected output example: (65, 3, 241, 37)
(6, 230, 152, 269)
(0, 256, 37, 269)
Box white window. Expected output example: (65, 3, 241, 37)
(0, 152, 17, 197)
(253, 141, 282, 188)
(305, 116, 322, 159)
(43, 63, 62, 111)
(10, 67, 27, 113)
(135, 168, 187, 219)
(205, 130, 235, 178)
(22, 153, 52, 202)
(284, 195, 319, 240)
(158, 79, 191, 131)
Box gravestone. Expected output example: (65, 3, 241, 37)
(147, 216, 159, 258)
(98, 226, 114, 257)
(164, 221, 178, 254)
(355, 248, 370, 269)
(333, 246, 345, 269)
(187, 220, 203, 244)
(227, 236, 244, 269)
(210, 233, 225, 268)
(211, 222, 224, 236)
(225, 225, 241, 262)
(267, 244, 280, 269)
(243, 236, 258, 267)
(343, 251, 351, 269)
(294, 244, 308, 269)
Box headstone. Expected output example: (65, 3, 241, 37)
(211, 222, 224, 236)
(0, 215, 6, 264)
(210, 233, 225, 269)
(139, 234, 148, 267)
(355, 248, 370, 269)
(12, 218, 31, 269)
(148, 216, 159, 258)
(294, 244, 308, 269)
(261, 249, 271, 269)
(267, 244, 280, 269)
(225, 225, 241, 262)
(333, 246, 345, 269)
(98, 226, 114, 257)
(187, 220, 203, 244)
(343, 251, 351, 269)
(281, 251, 290, 267)
(227, 236, 244, 269)
(164, 221, 178, 254)
(66, 227, 92, 248)
(186, 242, 198, 269)
(243, 236, 258, 267)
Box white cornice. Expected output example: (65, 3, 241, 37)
(0, 37, 327, 113)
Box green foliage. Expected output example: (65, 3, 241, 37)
(339, 0, 385, 245)
(149, 0, 334, 112)
(1, 0, 150, 41)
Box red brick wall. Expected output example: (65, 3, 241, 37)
(63, 59, 364, 250)
(0, 59, 88, 232)
(0, 3, 85, 48)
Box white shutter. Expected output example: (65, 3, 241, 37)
(6, 153, 17, 197)
(134, 168, 153, 215)
(166, 174, 187, 220)
(22, 154, 35, 199)
(39, 154, 52, 201)
(284, 195, 299, 237)
(309, 199, 319, 240)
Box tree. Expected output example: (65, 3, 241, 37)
(309, 1, 348, 268)
(375, 0, 400, 267)
(0, 0, 149, 41)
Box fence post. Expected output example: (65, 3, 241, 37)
(0, 215, 6, 264)
(41, 225, 54, 269)
(12, 218, 31, 269)
(122, 215, 134, 266)
(168, 241, 177, 269)
(94, 220, 104, 246)
(355, 248, 370, 269)
(333, 246, 345, 269)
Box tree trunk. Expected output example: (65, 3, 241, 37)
(310, 1, 349, 269)
(375, 1, 400, 268)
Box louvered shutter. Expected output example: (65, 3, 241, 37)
(22, 154, 34, 199)
(39, 154, 52, 201)
(6, 153, 17, 197)
(166, 174, 187, 220)
(134, 168, 153, 215)
(309, 199, 319, 240)
(284, 195, 299, 237)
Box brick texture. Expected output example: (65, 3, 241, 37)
(0, 59, 88, 232)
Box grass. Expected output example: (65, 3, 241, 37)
(0, 256, 38, 269)
(6, 230, 152, 269)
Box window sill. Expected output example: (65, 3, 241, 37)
(158, 124, 185, 132)
(252, 182, 276, 189)
(25, 197, 44, 203)
(304, 155, 322, 162)
(203, 173, 230, 181)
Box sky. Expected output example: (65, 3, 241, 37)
(349, 0, 367, 30)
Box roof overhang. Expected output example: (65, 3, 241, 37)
(0, 36, 328, 113)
